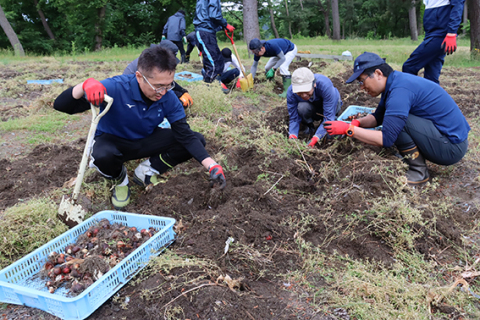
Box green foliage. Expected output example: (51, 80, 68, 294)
(0, 198, 68, 268)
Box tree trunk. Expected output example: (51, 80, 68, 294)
(463, 0, 468, 35)
(299, 0, 303, 10)
(469, 0, 480, 55)
(409, 0, 418, 40)
(285, 0, 293, 39)
(269, 7, 280, 38)
(243, 0, 261, 49)
(0, 4, 25, 56)
(417, 2, 423, 35)
(318, 0, 331, 38)
(331, 0, 340, 40)
(94, 5, 106, 51)
(34, 0, 55, 40)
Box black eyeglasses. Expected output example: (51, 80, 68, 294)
(357, 75, 370, 86)
(140, 72, 175, 94)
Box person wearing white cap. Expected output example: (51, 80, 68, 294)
(287, 67, 342, 147)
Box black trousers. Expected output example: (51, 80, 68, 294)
(185, 43, 196, 57)
(195, 30, 223, 83)
(91, 128, 206, 179)
(172, 40, 186, 63)
(395, 114, 468, 166)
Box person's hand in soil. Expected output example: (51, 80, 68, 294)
(307, 136, 319, 148)
(323, 121, 349, 135)
(82, 78, 106, 106)
(209, 164, 226, 189)
(266, 68, 275, 80)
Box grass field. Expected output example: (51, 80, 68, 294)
(0, 37, 480, 319)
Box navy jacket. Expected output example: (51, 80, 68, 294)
(287, 74, 340, 139)
(373, 71, 470, 148)
(423, 0, 465, 38)
(193, 0, 227, 33)
(163, 11, 186, 41)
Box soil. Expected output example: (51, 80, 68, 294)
(1, 60, 480, 320)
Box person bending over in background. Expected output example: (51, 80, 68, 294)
(249, 37, 297, 98)
(402, 0, 465, 84)
(123, 41, 192, 108)
(185, 31, 199, 63)
(193, 0, 235, 84)
(287, 68, 342, 148)
(324, 52, 469, 186)
(162, 10, 187, 63)
(54, 46, 226, 212)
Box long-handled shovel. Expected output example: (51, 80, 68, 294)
(224, 30, 254, 92)
(58, 94, 113, 228)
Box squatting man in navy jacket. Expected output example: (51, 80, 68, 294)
(53, 46, 226, 212)
(402, 0, 465, 84)
(287, 67, 342, 148)
(324, 52, 470, 186)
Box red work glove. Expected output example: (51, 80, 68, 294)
(209, 163, 226, 189)
(82, 78, 106, 106)
(441, 34, 457, 55)
(236, 78, 242, 88)
(289, 134, 297, 139)
(225, 24, 235, 32)
(307, 136, 319, 148)
(323, 121, 349, 136)
(179, 92, 193, 108)
(351, 119, 360, 127)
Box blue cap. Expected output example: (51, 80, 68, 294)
(346, 52, 386, 83)
(249, 38, 264, 51)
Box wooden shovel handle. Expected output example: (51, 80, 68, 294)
(224, 30, 247, 78)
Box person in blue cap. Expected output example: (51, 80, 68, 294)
(402, 0, 465, 84)
(249, 38, 297, 98)
(287, 67, 342, 148)
(323, 52, 469, 186)
(193, 0, 235, 83)
(53, 46, 226, 213)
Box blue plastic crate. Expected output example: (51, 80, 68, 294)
(338, 105, 382, 130)
(0, 211, 176, 320)
(174, 71, 203, 82)
(27, 79, 64, 85)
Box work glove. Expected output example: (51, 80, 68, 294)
(82, 78, 106, 106)
(266, 68, 275, 80)
(307, 136, 319, 148)
(161, 35, 166, 41)
(225, 24, 235, 32)
(209, 163, 226, 189)
(236, 78, 242, 88)
(323, 121, 349, 136)
(289, 134, 298, 139)
(179, 92, 193, 108)
(441, 34, 457, 55)
(350, 119, 360, 127)
(183, 36, 187, 44)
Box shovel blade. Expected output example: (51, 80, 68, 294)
(247, 74, 254, 89)
(58, 195, 87, 228)
(239, 78, 249, 92)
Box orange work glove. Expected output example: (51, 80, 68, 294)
(179, 92, 193, 108)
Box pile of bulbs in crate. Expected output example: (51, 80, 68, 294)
(40, 218, 157, 295)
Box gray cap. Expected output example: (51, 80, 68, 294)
(291, 68, 315, 93)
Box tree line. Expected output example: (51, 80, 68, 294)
(0, 0, 479, 56)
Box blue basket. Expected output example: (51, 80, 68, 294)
(338, 105, 382, 130)
(0, 211, 176, 320)
(174, 71, 203, 82)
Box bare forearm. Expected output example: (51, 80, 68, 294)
(201, 157, 216, 170)
(72, 83, 85, 99)
(358, 114, 378, 128)
(351, 127, 383, 146)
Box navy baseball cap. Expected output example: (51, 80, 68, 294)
(249, 38, 265, 51)
(221, 48, 232, 62)
(346, 52, 386, 83)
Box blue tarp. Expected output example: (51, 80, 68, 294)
(27, 79, 64, 85)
